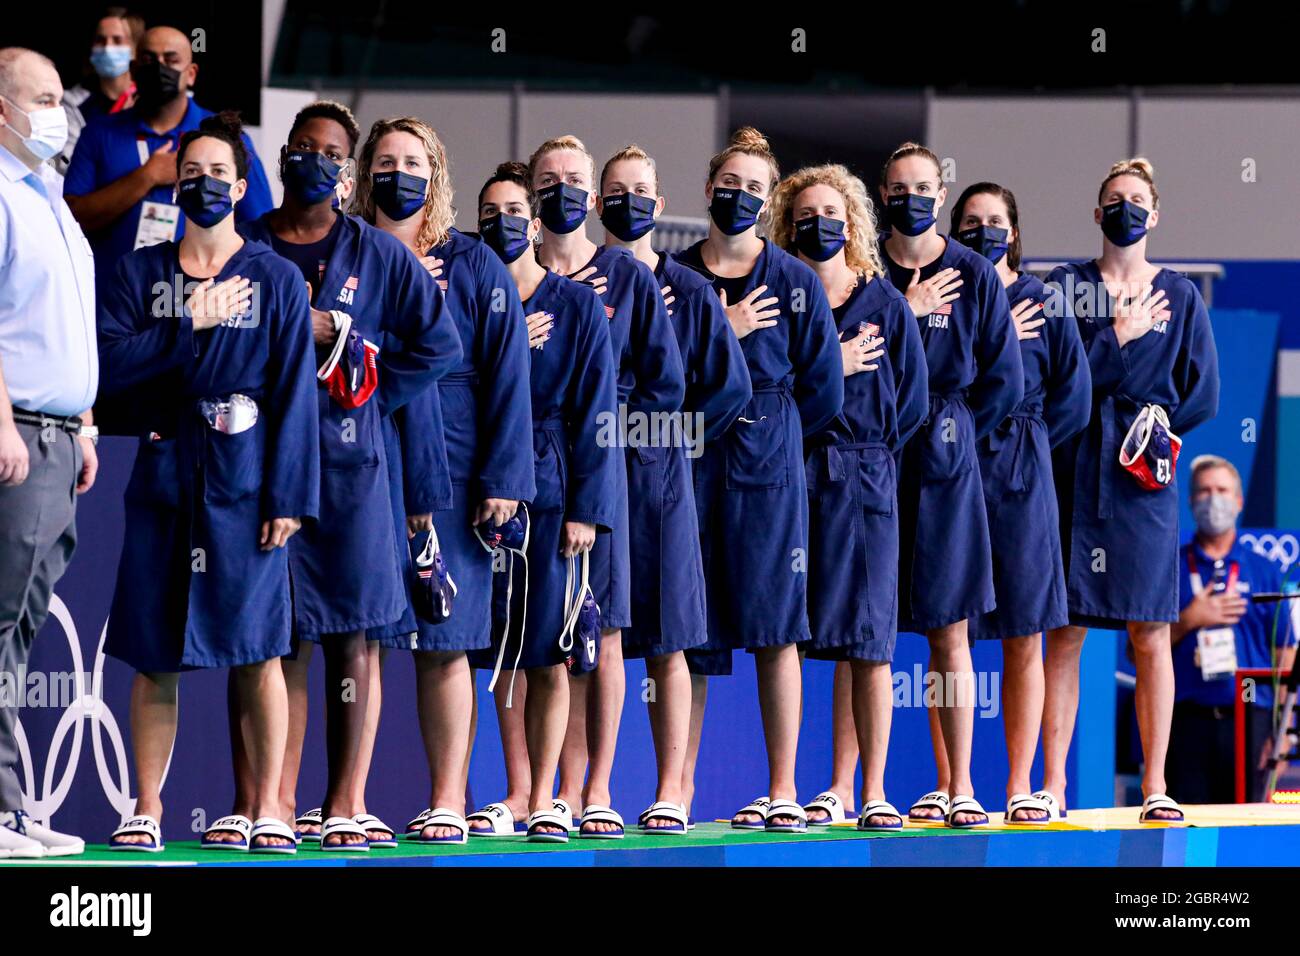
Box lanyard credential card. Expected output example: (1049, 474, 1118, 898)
(1188, 553, 1241, 681)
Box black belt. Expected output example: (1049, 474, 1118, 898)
(12, 408, 83, 434)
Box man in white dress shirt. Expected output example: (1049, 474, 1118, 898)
(0, 47, 99, 859)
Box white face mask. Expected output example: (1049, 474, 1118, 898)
(2, 95, 69, 161)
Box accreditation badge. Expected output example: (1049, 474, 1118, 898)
(134, 200, 180, 250)
(1194, 627, 1238, 681)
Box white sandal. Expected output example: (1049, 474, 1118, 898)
(466, 801, 524, 837)
(803, 791, 852, 826)
(250, 817, 298, 855)
(294, 807, 323, 843)
(354, 813, 397, 847)
(1032, 789, 1067, 821)
(415, 808, 469, 845)
(579, 805, 626, 840)
(1139, 793, 1185, 824)
(319, 816, 370, 851)
(857, 800, 904, 831)
(946, 795, 990, 829)
(201, 814, 251, 850)
(908, 790, 950, 822)
(552, 798, 577, 832)
(526, 809, 570, 843)
(639, 801, 688, 835)
(1005, 793, 1052, 826)
(764, 799, 808, 834)
(731, 795, 770, 830)
(108, 815, 164, 853)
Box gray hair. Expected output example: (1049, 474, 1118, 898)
(1190, 454, 1243, 495)
(0, 48, 57, 101)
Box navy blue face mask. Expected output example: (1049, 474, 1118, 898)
(282, 150, 343, 205)
(793, 215, 847, 262)
(176, 174, 234, 228)
(709, 187, 765, 236)
(479, 212, 533, 264)
(886, 193, 937, 237)
(956, 224, 1010, 263)
(372, 170, 428, 222)
(1100, 199, 1150, 247)
(599, 193, 657, 242)
(537, 183, 589, 235)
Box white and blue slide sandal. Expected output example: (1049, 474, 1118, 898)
(354, 813, 397, 848)
(526, 809, 570, 844)
(731, 795, 770, 830)
(1139, 793, 1185, 824)
(638, 801, 688, 835)
(414, 808, 469, 845)
(1005, 793, 1052, 826)
(201, 814, 251, 850)
(319, 816, 370, 852)
(108, 815, 164, 853)
(466, 801, 527, 837)
(249, 818, 298, 855)
(1032, 789, 1067, 821)
(804, 791, 851, 827)
(946, 795, 990, 829)
(552, 798, 578, 833)
(294, 807, 324, 843)
(908, 790, 950, 822)
(857, 801, 904, 832)
(764, 799, 809, 834)
(579, 805, 625, 840)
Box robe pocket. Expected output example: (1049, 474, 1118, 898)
(318, 392, 381, 471)
(856, 447, 896, 516)
(725, 394, 789, 491)
(532, 430, 568, 512)
(920, 403, 975, 482)
(204, 425, 265, 505)
(125, 438, 180, 509)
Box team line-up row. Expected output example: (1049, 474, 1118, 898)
(62, 94, 1217, 850)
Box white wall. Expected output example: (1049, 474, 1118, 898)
(927, 93, 1300, 261)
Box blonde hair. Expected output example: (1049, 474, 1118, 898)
(880, 141, 943, 187)
(600, 143, 659, 195)
(1099, 156, 1159, 208)
(769, 164, 884, 279)
(527, 134, 596, 187)
(352, 117, 455, 251)
(708, 126, 780, 191)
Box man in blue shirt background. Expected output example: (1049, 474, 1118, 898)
(63, 23, 271, 293)
(1167, 454, 1298, 803)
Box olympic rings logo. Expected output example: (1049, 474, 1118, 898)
(13, 597, 171, 827)
(1238, 531, 1300, 570)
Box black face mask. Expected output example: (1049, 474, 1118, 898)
(132, 60, 183, 112)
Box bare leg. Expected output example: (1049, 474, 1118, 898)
(116, 672, 178, 845)
(851, 660, 899, 826)
(1130, 620, 1179, 818)
(1001, 634, 1048, 821)
(911, 652, 952, 820)
(682, 672, 707, 819)
(644, 651, 690, 827)
(468, 671, 532, 831)
(280, 644, 313, 834)
(415, 650, 473, 839)
(808, 660, 860, 823)
(233, 659, 294, 849)
(346, 642, 386, 839)
(754, 643, 802, 826)
(581, 629, 626, 833)
(319, 630, 370, 848)
(556, 670, 588, 813)
(929, 621, 981, 825)
(1042, 625, 1086, 806)
(524, 663, 570, 836)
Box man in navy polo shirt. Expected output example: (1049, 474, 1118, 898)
(1167, 455, 1297, 803)
(63, 23, 271, 292)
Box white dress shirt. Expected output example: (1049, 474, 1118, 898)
(0, 141, 98, 416)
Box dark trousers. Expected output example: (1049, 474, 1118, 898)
(0, 423, 79, 810)
(1166, 698, 1275, 804)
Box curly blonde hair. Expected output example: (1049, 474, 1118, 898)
(352, 116, 455, 252)
(769, 164, 883, 278)
(1099, 156, 1159, 209)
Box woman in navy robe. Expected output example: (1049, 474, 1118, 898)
(1043, 159, 1219, 824)
(348, 116, 536, 844)
(948, 182, 1091, 824)
(527, 135, 686, 838)
(770, 164, 929, 831)
(475, 162, 620, 842)
(876, 142, 1023, 829)
(98, 113, 318, 853)
(675, 128, 844, 833)
(220, 102, 461, 851)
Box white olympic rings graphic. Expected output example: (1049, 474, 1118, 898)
(1238, 531, 1300, 571)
